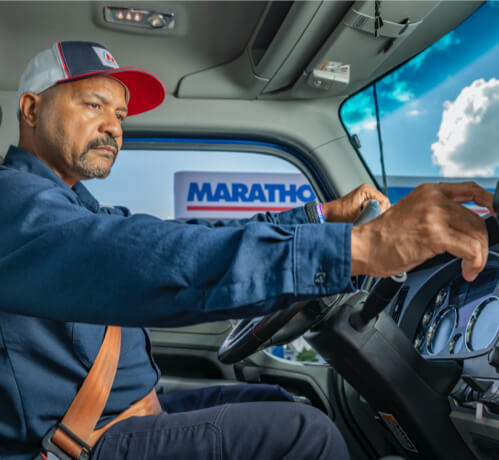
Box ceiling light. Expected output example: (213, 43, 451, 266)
(104, 7, 175, 30)
(148, 14, 167, 28)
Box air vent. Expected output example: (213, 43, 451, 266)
(250, 1, 293, 67)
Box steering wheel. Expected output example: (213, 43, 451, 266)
(218, 200, 382, 364)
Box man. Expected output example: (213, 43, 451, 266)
(0, 41, 492, 460)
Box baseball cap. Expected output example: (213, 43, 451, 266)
(18, 41, 165, 116)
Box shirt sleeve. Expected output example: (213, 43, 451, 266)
(0, 173, 353, 327)
(178, 205, 311, 227)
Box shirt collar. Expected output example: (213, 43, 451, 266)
(4, 145, 100, 213)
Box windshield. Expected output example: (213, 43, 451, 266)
(340, 2, 499, 207)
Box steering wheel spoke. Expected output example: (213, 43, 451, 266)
(218, 299, 339, 364)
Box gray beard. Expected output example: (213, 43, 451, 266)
(75, 150, 114, 179)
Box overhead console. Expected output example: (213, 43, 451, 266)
(178, 1, 485, 101)
(289, 0, 440, 98)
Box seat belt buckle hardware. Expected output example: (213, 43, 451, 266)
(41, 426, 91, 460)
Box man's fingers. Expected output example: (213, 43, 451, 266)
(445, 198, 489, 234)
(435, 226, 486, 281)
(437, 182, 494, 214)
(359, 187, 390, 213)
(443, 200, 489, 279)
(365, 192, 390, 213)
(378, 194, 391, 213)
(450, 227, 488, 281)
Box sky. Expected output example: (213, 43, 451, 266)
(341, 1, 499, 180)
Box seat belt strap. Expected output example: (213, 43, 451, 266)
(50, 325, 121, 459)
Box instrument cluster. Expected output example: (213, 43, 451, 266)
(414, 269, 499, 358)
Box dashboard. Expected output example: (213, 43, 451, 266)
(413, 269, 499, 359)
(391, 250, 499, 459)
(393, 251, 499, 368)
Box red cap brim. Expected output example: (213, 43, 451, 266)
(59, 67, 166, 116)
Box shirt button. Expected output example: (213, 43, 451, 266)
(314, 270, 326, 285)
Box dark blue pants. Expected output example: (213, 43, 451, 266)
(91, 384, 350, 460)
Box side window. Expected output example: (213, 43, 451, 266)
(340, 1, 499, 211)
(86, 148, 313, 219)
(85, 145, 322, 363)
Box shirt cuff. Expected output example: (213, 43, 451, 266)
(293, 222, 355, 296)
(274, 206, 310, 225)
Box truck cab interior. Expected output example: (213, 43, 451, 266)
(1, 1, 498, 459)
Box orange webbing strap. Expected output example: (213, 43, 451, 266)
(51, 326, 121, 459)
(88, 388, 162, 446)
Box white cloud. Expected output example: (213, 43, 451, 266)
(432, 78, 499, 177)
(407, 109, 420, 117)
(362, 120, 377, 131)
(392, 85, 413, 103)
(349, 117, 377, 135)
(381, 77, 414, 103)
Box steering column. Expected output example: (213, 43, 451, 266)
(305, 282, 472, 459)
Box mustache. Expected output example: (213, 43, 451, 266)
(85, 135, 119, 155)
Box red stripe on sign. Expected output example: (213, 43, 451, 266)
(187, 206, 293, 212)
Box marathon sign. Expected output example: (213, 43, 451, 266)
(174, 172, 316, 219)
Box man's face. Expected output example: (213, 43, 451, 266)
(36, 76, 128, 185)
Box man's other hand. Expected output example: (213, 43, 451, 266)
(322, 184, 390, 223)
(351, 182, 495, 282)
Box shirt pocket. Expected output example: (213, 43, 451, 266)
(71, 324, 144, 369)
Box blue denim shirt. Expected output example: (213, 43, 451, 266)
(0, 146, 354, 459)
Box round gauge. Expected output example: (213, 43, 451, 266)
(466, 297, 499, 351)
(449, 333, 463, 354)
(427, 307, 457, 355)
(435, 287, 449, 309)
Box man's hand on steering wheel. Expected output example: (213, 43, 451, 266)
(322, 183, 391, 223)
(219, 182, 494, 364)
(351, 182, 495, 282)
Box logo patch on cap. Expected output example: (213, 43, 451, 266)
(92, 46, 119, 69)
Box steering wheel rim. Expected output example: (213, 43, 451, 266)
(217, 295, 349, 364)
(218, 301, 310, 364)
